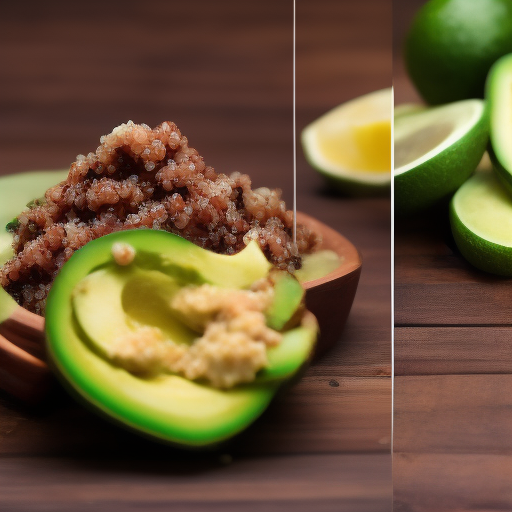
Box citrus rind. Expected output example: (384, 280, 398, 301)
(486, 53, 512, 195)
(301, 89, 392, 195)
(450, 171, 512, 276)
(394, 99, 488, 215)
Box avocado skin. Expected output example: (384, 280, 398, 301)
(45, 230, 317, 448)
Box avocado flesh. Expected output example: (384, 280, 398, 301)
(73, 264, 316, 384)
(266, 272, 305, 331)
(46, 229, 316, 447)
(72, 267, 197, 358)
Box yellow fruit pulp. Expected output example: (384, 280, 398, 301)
(317, 120, 391, 173)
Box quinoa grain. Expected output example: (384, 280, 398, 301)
(1, 121, 319, 314)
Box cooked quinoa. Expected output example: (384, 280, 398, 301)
(1, 121, 319, 315)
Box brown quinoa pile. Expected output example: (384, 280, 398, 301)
(1, 121, 319, 315)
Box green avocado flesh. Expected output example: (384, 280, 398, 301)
(266, 271, 304, 331)
(45, 229, 317, 447)
(486, 54, 512, 194)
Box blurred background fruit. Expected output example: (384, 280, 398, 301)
(301, 88, 391, 195)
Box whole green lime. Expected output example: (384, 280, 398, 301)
(405, 0, 512, 105)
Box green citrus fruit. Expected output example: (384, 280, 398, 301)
(485, 53, 512, 195)
(301, 88, 391, 195)
(394, 99, 488, 215)
(394, 103, 426, 119)
(405, 0, 512, 105)
(450, 170, 512, 276)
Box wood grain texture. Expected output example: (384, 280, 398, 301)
(0, 0, 391, 509)
(0, 375, 391, 457)
(394, 1, 512, 509)
(394, 205, 512, 326)
(394, 375, 512, 455)
(394, 453, 512, 512)
(0, 454, 391, 512)
(395, 327, 512, 376)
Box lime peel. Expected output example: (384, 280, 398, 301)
(450, 171, 512, 276)
(486, 53, 512, 195)
(395, 100, 486, 175)
(394, 99, 489, 215)
(405, 0, 512, 105)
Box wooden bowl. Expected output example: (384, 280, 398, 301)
(297, 212, 362, 356)
(0, 214, 361, 402)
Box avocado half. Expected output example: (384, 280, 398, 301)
(45, 229, 317, 448)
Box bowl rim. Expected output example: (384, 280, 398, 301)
(297, 211, 362, 289)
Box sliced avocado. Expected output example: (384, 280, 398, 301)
(73, 265, 317, 384)
(257, 312, 317, 382)
(266, 271, 305, 331)
(45, 229, 317, 448)
(72, 267, 197, 359)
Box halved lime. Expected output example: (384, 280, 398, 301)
(450, 170, 512, 276)
(301, 89, 391, 195)
(394, 99, 488, 215)
(486, 53, 512, 195)
(394, 103, 426, 119)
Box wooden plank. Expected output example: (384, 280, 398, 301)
(395, 221, 512, 324)
(394, 188, 512, 326)
(395, 280, 512, 326)
(0, 375, 390, 457)
(395, 327, 512, 375)
(394, 453, 512, 512)
(0, 453, 391, 512)
(393, 2, 512, 510)
(394, 374, 512, 510)
(299, 195, 391, 376)
(394, 375, 512, 455)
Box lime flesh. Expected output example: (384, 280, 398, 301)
(394, 99, 488, 215)
(486, 53, 512, 194)
(450, 171, 512, 275)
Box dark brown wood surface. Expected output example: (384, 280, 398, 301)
(0, 1, 391, 511)
(394, 1, 512, 509)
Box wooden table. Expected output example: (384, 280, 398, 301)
(394, 2, 512, 508)
(0, 1, 392, 510)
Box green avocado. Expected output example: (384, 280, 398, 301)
(45, 229, 317, 448)
(266, 271, 305, 331)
